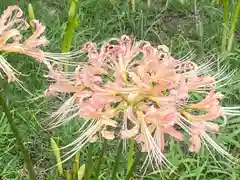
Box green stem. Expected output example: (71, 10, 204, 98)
(28, 3, 36, 30)
(222, 0, 229, 52)
(127, 138, 134, 173)
(110, 140, 123, 180)
(66, 170, 72, 180)
(147, 0, 151, 7)
(73, 151, 80, 178)
(0, 90, 37, 180)
(84, 143, 94, 180)
(125, 151, 141, 180)
(227, 0, 240, 52)
(130, 0, 135, 11)
(61, 0, 79, 72)
(94, 139, 107, 180)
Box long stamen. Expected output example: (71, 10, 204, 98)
(201, 131, 236, 162)
(61, 122, 101, 163)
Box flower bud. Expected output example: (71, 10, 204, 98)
(28, 3, 35, 29)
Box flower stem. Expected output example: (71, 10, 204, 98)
(61, 0, 79, 72)
(222, 0, 229, 52)
(84, 143, 94, 180)
(227, 0, 240, 52)
(0, 90, 37, 180)
(73, 151, 80, 178)
(94, 139, 107, 180)
(50, 138, 63, 176)
(130, 0, 135, 11)
(127, 138, 134, 173)
(125, 150, 141, 180)
(110, 140, 123, 180)
(147, 0, 151, 7)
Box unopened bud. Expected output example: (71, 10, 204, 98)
(50, 138, 63, 175)
(68, 0, 78, 22)
(28, 3, 35, 29)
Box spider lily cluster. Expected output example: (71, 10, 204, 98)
(45, 35, 239, 168)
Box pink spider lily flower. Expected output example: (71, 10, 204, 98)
(0, 5, 80, 83)
(46, 35, 239, 169)
(0, 6, 46, 82)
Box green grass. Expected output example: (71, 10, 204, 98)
(1, 0, 240, 179)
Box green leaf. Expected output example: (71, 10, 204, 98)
(206, 169, 231, 176)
